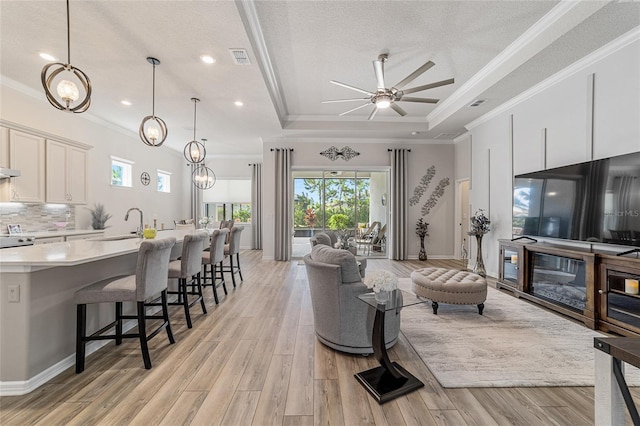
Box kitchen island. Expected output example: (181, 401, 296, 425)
(0, 229, 194, 395)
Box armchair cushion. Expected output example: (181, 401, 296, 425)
(314, 233, 332, 247)
(311, 245, 360, 284)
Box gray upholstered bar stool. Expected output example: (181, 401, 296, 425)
(202, 228, 228, 304)
(223, 225, 244, 287)
(166, 231, 208, 328)
(74, 237, 176, 373)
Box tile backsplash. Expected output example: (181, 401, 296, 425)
(0, 204, 76, 233)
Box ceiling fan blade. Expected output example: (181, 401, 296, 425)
(400, 78, 455, 95)
(393, 61, 435, 89)
(339, 102, 373, 116)
(398, 96, 440, 104)
(390, 103, 407, 116)
(373, 59, 385, 90)
(367, 107, 378, 121)
(321, 98, 371, 103)
(330, 80, 375, 96)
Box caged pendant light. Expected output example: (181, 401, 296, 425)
(41, 0, 92, 113)
(192, 138, 216, 190)
(183, 98, 206, 163)
(139, 57, 168, 147)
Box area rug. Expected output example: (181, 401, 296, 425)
(397, 278, 640, 388)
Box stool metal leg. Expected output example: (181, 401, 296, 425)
(180, 278, 193, 329)
(229, 256, 237, 288)
(75, 304, 87, 374)
(210, 264, 220, 304)
(219, 261, 228, 295)
(236, 253, 243, 281)
(196, 273, 207, 313)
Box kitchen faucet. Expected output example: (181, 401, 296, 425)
(124, 208, 144, 237)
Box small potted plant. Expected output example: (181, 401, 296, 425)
(363, 270, 398, 304)
(416, 218, 429, 261)
(87, 203, 112, 230)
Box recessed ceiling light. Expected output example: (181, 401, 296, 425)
(234, 101, 244, 107)
(121, 100, 132, 106)
(200, 55, 216, 64)
(38, 52, 57, 61)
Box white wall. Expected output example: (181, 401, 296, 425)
(0, 84, 189, 235)
(261, 139, 455, 260)
(466, 33, 640, 278)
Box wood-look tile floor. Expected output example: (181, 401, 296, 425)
(1, 252, 637, 425)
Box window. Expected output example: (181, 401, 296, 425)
(111, 157, 133, 187)
(157, 170, 171, 193)
(204, 203, 251, 223)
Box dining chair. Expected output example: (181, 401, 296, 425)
(74, 237, 176, 373)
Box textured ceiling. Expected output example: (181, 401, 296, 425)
(1, 1, 637, 155)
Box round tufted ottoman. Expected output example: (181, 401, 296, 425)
(411, 267, 487, 315)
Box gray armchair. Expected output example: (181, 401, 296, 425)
(310, 231, 367, 276)
(303, 245, 401, 354)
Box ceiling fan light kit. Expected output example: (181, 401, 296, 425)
(139, 57, 168, 147)
(323, 53, 454, 120)
(41, 0, 92, 113)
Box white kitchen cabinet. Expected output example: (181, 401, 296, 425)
(46, 140, 88, 204)
(3, 130, 45, 203)
(0, 126, 8, 169)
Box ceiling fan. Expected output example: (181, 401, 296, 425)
(322, 53, 454, 120)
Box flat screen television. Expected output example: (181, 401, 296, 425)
(513, 151, 640, 247)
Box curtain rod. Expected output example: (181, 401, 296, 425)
(387, 149, 411, 152)
(248, 163, 263, 166)
(270, 148, 294, 151)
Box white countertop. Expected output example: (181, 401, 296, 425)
(0, 229, 195, 272)
(0, 229, 104, 238)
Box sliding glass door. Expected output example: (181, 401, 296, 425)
(292, 170, 388, 258)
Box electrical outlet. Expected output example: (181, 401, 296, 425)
(8, 285, 20, 303)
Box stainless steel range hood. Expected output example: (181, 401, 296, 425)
(0, 168, 20, 178)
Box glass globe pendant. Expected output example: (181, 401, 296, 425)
(183, 98, 206, 163)
(139, 57, 168, 147)
(41, 0, 91, 113)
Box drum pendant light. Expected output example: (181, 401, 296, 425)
(183, 98, 206, 163)
(41, 0, 92, 113)
(139, 57, 168, 147)
(192, 139, 216, 190)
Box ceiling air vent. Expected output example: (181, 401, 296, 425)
(229, 48, 251, 65)
(468, 99, 486, 107)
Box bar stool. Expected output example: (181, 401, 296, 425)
(223, 225, 244, 287)
(166, 231, 208, 328)
(202, 228, 228, 304)
(74, 237, 176, 373)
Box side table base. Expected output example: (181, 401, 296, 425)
(354, 361, 424, 404)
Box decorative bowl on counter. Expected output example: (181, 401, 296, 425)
(53, 222, 69, 230)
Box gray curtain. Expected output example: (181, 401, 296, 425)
(274, 149, 293, 261)
(389, 149, 409, 260)
(251, 163, 262, 250)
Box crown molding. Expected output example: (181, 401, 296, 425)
(427, 0, 607, 130)
(465, 26, 640, 131)
(236, 0, 288, 128)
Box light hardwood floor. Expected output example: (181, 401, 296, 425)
(1, 252, 637, 425)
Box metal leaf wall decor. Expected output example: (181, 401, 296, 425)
(421, 178, 450, 216)
(411, 165, 450, 216)
(320, 146, 360, 161)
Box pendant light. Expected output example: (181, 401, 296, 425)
(183, 98, 206, 163)
(41, 0, 92, 113)
(192, 139, 216, 190)
(139, 57, 168, 147)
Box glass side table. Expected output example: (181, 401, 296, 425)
(355, 289, 429, 404)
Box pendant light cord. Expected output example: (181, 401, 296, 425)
(193, 100, 197, 141)
(66, 0, 71, 65)
(151, 63, 156, 117)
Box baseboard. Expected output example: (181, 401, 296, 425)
(0, 319, 140, 396)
